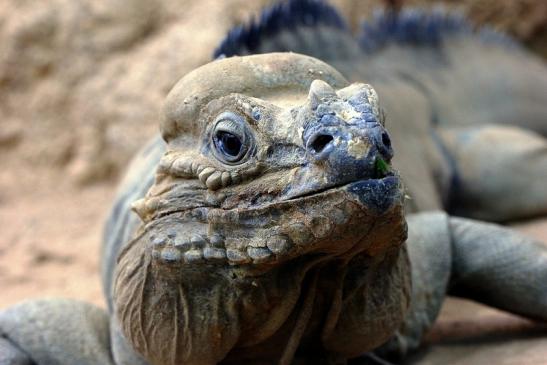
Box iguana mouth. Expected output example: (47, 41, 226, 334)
(284, 171, 397, 203)
(146, 170, 400, 223)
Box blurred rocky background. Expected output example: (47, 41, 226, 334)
(0, 1, 546, 364)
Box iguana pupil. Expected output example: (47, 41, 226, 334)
(216, 131, 242, 157)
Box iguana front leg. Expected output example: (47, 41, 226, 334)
(448, 216, 547, 319)
(0, 299, 115, 365)
(375, 212, 547, 361)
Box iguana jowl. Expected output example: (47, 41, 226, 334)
(1, 1, 547, 364)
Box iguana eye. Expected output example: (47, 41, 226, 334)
(212, 112, 252, 164)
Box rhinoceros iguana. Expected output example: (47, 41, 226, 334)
(1, 1, 547, 364)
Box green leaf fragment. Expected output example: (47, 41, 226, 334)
(375, 157, 389, 175)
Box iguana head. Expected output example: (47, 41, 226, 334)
(131, 53, 405, 270)
(115, 53, 408, 365)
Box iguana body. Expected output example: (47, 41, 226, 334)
(1, 1, 547, 364)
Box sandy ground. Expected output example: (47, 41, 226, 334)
(0, 159, 112, 309)
(1, 0, 547, 363)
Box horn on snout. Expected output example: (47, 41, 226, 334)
(308, 79, 338, 110)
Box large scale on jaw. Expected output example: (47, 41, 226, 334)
(150, 230, 238, 264)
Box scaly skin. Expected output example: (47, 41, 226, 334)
(1, 2, 547, 365)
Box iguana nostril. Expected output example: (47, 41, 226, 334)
(381, 131, 391, 149)
(310, 134, 333, 153)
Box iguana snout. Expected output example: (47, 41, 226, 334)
(304, 80, 393, 166)
(282, 80, 395, 203)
